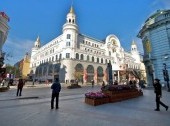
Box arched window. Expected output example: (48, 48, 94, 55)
(92, 56, 94, 62)
(76, 53, 79, 59)
(75, 64, 84, 80)
(87, 65, 94, 73)
(35, 67, 39, 77)
(48, 64, 53, 75)
(80, 54, 84, 60)
(97, 66, 103, 77)
(105, 59, 107, 64)
(39, 67, 42, 76)
(43, 66, 47, 76)
(54, 64, 60, 73)
(75, 64, 84, 72)
(56, 55, 58, 61)
(97, 58, 99, 63)
(59, 54, 62, 60)
(87, 55, 89, 61)
(101, 58, 103, 63)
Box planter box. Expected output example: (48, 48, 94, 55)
(0, 87, 9, 92)
(85, 97, 110, 106)
(102, 89, 143, 103)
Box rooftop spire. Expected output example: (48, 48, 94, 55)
(36, 36, 40, 42)
(69, 6, 74, 14)
(131, 40, 136, 45)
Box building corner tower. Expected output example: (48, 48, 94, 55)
(131, 40, 140, 63)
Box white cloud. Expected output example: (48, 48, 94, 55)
(3, 37, 34, 65)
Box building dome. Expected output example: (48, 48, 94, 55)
(145, 10, 170, 23)
(137, 9, 170, 87)
(138, 9, 170, 37)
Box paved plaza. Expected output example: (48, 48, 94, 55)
(0, 84, 170, 126)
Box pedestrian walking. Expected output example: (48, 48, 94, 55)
(153, 78, 169, 111)
(51, 78, 61, 109)
(16, 78, 24, 96)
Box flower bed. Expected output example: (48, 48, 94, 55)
(85, 91, 110, 106)
(102, 85, 143, 103)
(85, 91, 109, 99)
(85, 85, 143, 106)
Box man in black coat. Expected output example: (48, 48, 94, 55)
(153, 79, 169, 111)
(51, 78, 61, 109)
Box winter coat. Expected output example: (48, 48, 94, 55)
(51, 82, 61, 94)
(18, 79, 24, 89)
(154, 83, 162, 96)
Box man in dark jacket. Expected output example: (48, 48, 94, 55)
(153, 79, 169, 111)
(16, 78, 24, 96)
(51, 78, 61, 109)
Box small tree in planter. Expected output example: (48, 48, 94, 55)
(67, 79, 81, 89)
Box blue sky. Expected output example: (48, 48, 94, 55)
(1, 0, 170, 65)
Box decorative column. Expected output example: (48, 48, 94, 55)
(103, 69, 108, 84)
(94, 70, 97, 84)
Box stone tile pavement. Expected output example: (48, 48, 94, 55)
(0, 87, 170, 126)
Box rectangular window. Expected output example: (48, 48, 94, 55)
(67, 34, 71, 39)
(66, 42, 70, 46)
(66, 53, 70, 58)
(109, 51, 111, 56)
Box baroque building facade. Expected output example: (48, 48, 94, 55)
(30, 7, 144, 84)
(0, 12, 9, 68)
(138, 10, 170, 86)
(14, 53, 31, 79)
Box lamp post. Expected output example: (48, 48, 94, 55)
(163, 63, 170, 92)
(107, 63, 113, 85)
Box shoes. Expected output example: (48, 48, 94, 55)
(51, 107, 54, 109)
(166, 106, 169, 111)
(154, 109, 160, 111)
(56, 107, 59, 109)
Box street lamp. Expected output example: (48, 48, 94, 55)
(163, 63, 170, 92)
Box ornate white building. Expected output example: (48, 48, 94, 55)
(0, 12, 9, 67)
(30, 7, 144, 84)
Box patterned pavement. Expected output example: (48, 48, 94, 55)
(0, 86, 170, 126)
